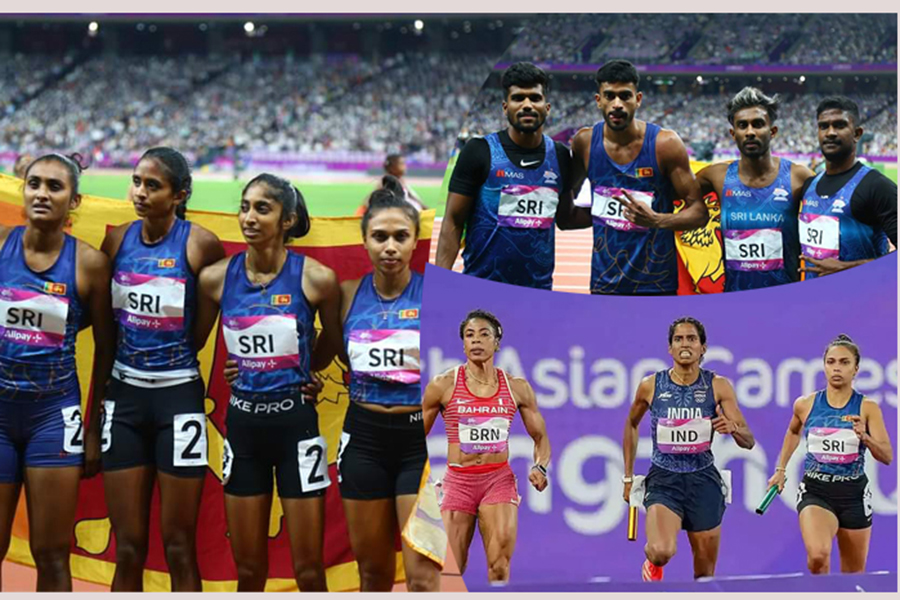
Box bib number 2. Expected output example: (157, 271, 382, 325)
(173, 413, 208, 467)
(297, 436, 330, 492)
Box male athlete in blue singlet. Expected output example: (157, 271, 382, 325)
(798, 97, 897, 279)
(623, 317, 755, 581)
(436, 62, 574, 290)
(696, 87, 815, 291)
(768, 335, 892, 574)
(565, 60, 708, 295)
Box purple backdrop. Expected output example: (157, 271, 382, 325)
(421, 256, 898, 588)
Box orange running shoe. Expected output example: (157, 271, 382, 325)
(641, 559, 664, 582)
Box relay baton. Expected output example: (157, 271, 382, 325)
(756, 485, 780, 515)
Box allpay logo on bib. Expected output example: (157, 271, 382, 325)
(592, 186, 654, 232)
(808, 428, 860, 464)
(459, 416, 510, 454)
(723, 228, 783, 271)
(0, 287, 69, 348)
(348, 329, 421, 384)
(498, 185, 559, 229)
(657, 417, 712, 454)
(222, 314, 300, 371)
(799, 213, 840, 260)
(112, 272, 186, 331)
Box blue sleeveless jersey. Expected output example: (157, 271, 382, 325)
(0, 227, 82, 399)
(803, 389, 866, 477)
(221, 251, 314, 398)
(343, 271, 422, 406)
(588, 122, 677, 294)
(650, 369, 716, 473)
(799, 165, 890, 280)
(112, 219, 198, 372)
(462, 133, 562, 290)
(721, 159, 799, 291)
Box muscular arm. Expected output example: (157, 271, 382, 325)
(337, 279, 362, 365)
(774, 396, 810, 471)
(654, 130, 708, 231)
(713, 376, 755, 449)
(623, 376, 653, 479)
(305, 259, 343, 372)
(791, 162, 816, 201)
(695, 163, 726, 199)
(434, 192, 473, 269)
(514, 378, 551, 470)
(422, 371, 453, 435)
(186, 224, 226, 276)
(860, 399, 893, 465)
(556, 128, 593, 230)
(193, 259, 227, 353)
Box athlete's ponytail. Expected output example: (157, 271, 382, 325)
(139, 147, 193, 219)
(242, 173, 310, 242)
(824, 334, 861, 366)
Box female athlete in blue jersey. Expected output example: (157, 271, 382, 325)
(100, 148, 225, 591)
(769, 335, 892, 574)
(337, 188, 439, 591)
(0, 154, 114, 590)
(195, 174, 341, 591)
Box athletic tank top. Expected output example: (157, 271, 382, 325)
(343, 271, 422, 406)
(721, 159, 799, 291)
(462, 132, 562, 290)
(799, 165, 891, 280)
(221, 251, 314, 398)
(803, 389, 866, 478)
(587, 121, 677, 294)
(444, 365, 517, 455)
(0, 227, 82, 399)
(111, 219, 198, 374)
(650, 369, 716, 473)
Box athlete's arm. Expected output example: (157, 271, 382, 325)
(435, 139, 490, 269)
(768, 395, 811, 492)
(695, 163, 726, 198)
(186, 224, 226, 276)
(78, 243, 115, 479)
(337, 278, 362, 365)
(712, 376, 755, 449)
(513, 377, 550, 492)
(622, 375, 653, 503)
(422, 371, 453, 435)
(800, 255, 873, 276)
(556, 128, 593, 230)
(99, 221, 129, 262)
(435, 193, 473, 269)
(854, 399, 893, 465)
(304, 258, 342, 372)
(790, 162, 816, 201)
(193, 258, 227, 353)
(622, 129, 708, 231)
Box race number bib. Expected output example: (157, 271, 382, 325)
(348, 329, 420, 384)
(222, 314, 300, 371)
(807, 427, 860, 464)
(723, 228, 784, 271)
(297, 436, 330, 492)
(591, 186, 654, 233)
(0, 287, 70, 348)
(459, 417, 510, 454)
(656, 418, 712, 454)
(498, 185, 559, 229)
(799, 214, 840, 260)
(112, 272, 186, 331)
(172, 413, 207, 467)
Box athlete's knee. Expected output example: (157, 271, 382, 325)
(807, 547, 830, 574)
(31, 544, 71, 576)
(645, 540, 676, 566)
(114, 537, 149, 571)
(235, 558, 268, 588)
(405, 561, 441, 592)
(292, 559, 326, 592)
(161, 533, 197, 574)
(487, 554, 511, 583)
(357, 558, 395, 591)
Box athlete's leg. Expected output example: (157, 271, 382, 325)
(281, 496, 327, 591)
(835, 527, 872, 573)
(0, 482, 22, 589)
(799, 505, 839, 574)
(224, 493, 272, 591)
(686, 526, 721, 578)
(477, 503, 517, 584)
(23, 466, 82, 591)
(396, 493, 441, 592)
(343, 498, 397, 591)
(644, 504, 681, 567)
(103, 466, 155, 591)
(442, 509, 477, 575)
(157, 472, 204, 591)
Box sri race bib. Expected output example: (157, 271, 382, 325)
(723, 228, 784, 271)
(222, 314, 299, 371)
(799, 213, 840, 260)
(656, 417, 712, 454)
(348, 329, 421, 384)
(112, 272, 186, 331)
(591, 186, 654, 232)
(0, 287, 69, 348)
(459, 416, 510, 454)
(498, 185, 559, 229)
(808, 427, 860, 464)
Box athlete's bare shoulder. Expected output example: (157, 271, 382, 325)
(339, 277, 363, 317)
(507, 374, 536, 403)
(0, 225, 13, 250)
(197, 254, 230, 290)
(75, 238, 109, 275)
(793, 393, 816, 419)
(572, 126, 594, 156)
(303, 255, 338, 289)
(429, 368, 458, 399)
(791, 161, 816, 196)
(187, 221, 223, 253)
(100, 220, 132, 258)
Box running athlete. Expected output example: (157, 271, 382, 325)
(799, 96, 897, 279)
(338, 188, 440, 591)
(0, 154, 113, 591)
(623, 317, 755, 581)
(566, 60, 708, 295)
(696, 87, 815, 291)
(423, 310, 550, 584)
(767, 335, 892, 574)
(435, 62, 574, 290)
(100, 147, 225, 591)
(195, 174, 341, 592)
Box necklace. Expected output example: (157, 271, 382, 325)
(670, 368, 695, 386)
(247, 251, 285, 296)
(467, 369, 497, 386)
(373, 276, 401, 320)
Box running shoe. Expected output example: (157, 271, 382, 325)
(642, 559, 663, 581)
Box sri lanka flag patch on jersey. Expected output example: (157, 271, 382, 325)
(271, 294, 292, 306)
(157, 258, 176, 268)
(636, 167, 654, 178)
(399, 309, 419, 319)
(43, 282, 67, 295)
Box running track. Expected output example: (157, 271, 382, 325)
(429, 218, 592, 293)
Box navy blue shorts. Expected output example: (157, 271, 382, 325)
(643, 463, 726, 532)
(0, 390, 84, 483)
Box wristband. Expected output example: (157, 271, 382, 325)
(622, 475, 633, 484)
(775, 467, 786, 472)
(532, 464, 548, 476)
